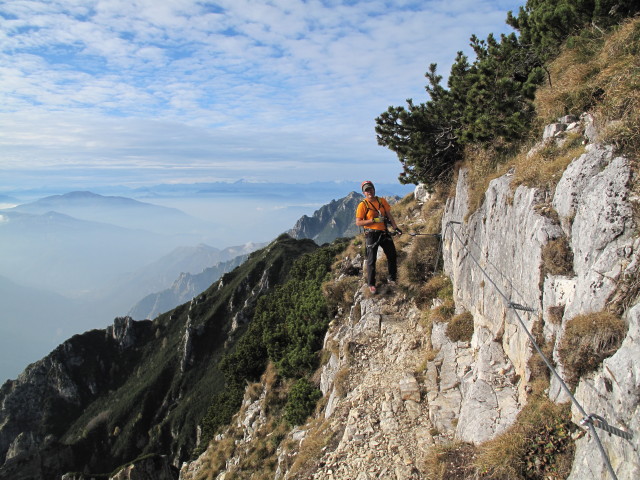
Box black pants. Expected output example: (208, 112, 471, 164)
(365, 230, 397, 286)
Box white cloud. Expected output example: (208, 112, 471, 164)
(0, 0, 523, 189)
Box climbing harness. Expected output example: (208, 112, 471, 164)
(365, 229, 398, 251)
(442, 220, 633, 480)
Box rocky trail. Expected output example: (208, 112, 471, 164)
(289, 284, 440, 479)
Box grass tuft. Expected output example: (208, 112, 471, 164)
(535, 18, 640, 159)
(446, 311, 474, 343)
(474, 396, 575, 480)
(557, 311, 627, 387)
(541, 237, 574, 277)
(423, 442, 478, 480)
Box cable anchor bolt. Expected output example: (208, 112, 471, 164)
(581, 414, 634, 441)
(508, 302, 536, 312)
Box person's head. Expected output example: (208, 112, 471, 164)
(361, 180, 375, 195)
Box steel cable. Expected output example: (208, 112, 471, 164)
(443, 220, 633, 480)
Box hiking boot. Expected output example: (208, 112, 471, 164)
(369, 285, 377, 294)
(387, 279, 397, 287)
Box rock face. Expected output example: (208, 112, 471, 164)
(442, 132, 639, 476)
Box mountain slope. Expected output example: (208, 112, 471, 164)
(127, 253, 250, 320)
(0, 234, 319, 480)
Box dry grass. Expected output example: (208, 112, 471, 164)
(285, 418, 342, 479)
(526, 319, 554, 395)
(608, 268, 640, 316)
(415, 348, 439, 375)
(533, 202, 560, 224)
(535, 18, 640, 158)
(414, 274, 453, 310)
(322, 275, 360, 316)
(391, 191, 420, 223)
(399, 234, 441, 287)
(446, 311, 474, 343)
(512, 134, 586, 191)
(547, 305, 565, 325)
(429, 298, 456, 324)
(541, 237, 575, 277)
(420, 183, 448, 233)
(557, 311, 628, 387)
(460, 127, 584, 219)
(332, 366, 350, 397)
(463, 143, 513, 217)
(423, 442, 478, 480)
(195, 436, 236, 480)
(414, 311, 437, 375)
(332, 237, 365, 270)
(474, 396, 575, 480)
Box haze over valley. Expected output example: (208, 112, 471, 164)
(0, 181, 412, 383)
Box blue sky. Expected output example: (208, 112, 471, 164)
(0, 0, 524, 192)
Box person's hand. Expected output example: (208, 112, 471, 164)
(395, 227, 403, 235)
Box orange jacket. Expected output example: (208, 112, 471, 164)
(355, 197, 391, 231)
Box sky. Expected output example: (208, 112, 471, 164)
(0, 0, 524, 193)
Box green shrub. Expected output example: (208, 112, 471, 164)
(284, 378, 322, 427)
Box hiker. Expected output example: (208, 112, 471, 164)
(355, 180, 402, 294)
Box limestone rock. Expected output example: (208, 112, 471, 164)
(414, 183, 431, 203)
(568, 303, 640, 479)
(442, 122, 638, 474)
(399, 375, 420, 402)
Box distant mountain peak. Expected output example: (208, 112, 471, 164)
(287, 191, 364, 245)
(61, 191, 100, 198)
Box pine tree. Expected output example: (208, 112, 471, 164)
(375, 0, 639, 188)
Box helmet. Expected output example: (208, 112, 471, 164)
(361, 180, 375, 192)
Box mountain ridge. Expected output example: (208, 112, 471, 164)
(10, 191, 210, 236)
